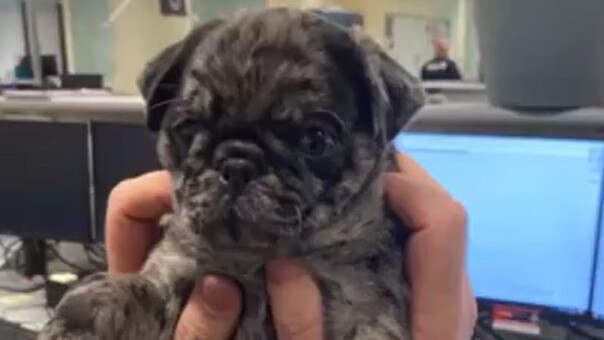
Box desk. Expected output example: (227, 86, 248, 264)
(0, 91, 144, 124)
(422, 81, 487, 104)
(0, 92, 157, 242)
(409, 102, 604, 139)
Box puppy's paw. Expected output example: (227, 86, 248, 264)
(39, 273, 166, 340)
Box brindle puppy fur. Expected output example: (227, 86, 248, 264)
(40, 8, 424, 340)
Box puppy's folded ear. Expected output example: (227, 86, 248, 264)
(138, 19, 224, 131)
(349, 27, 425, 143)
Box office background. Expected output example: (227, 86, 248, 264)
(0, 0, 481, 93)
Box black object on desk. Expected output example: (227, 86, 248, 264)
(60, 74, 103, 89)
(21, 239, 47, 278)
(40, 56, 59, 79)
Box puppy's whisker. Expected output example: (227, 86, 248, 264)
(155, 83, 179, 88)
(147, 98, 188, 112)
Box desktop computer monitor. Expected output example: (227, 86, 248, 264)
(394, 132, 604, 314)
(41, 55, 59, 79)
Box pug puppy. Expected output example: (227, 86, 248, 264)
(40, 8, 424, 340)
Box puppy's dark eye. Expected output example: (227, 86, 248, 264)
(299, 127, 336, 156)
(169, 117, 202, 163)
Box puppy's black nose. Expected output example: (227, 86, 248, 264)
(220, 159, 257, 185)
(213, 140, 266, 186)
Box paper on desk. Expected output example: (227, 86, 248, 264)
(0, 294, 35, 307)
(3, 89, 113, 100)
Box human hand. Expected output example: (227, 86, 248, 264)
(385, 154, 477, 340)
(104, 171, 322, 339)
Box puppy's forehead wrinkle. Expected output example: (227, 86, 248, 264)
(184, 10, 337, 123)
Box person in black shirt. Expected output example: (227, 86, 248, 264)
(421, 38, 462, 81)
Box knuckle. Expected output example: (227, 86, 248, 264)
(275, 313, 322, 340)
(107, 178, 135, 205)
(173, 324, 205, 340)
(449, 200, 467, 224)
(442, 199, 468, 235)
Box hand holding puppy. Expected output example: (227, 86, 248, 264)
(105, 154, 476, 340)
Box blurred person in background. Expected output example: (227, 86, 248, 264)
(421, 38, 462, 81)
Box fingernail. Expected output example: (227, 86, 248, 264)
(201, 275, 239, 313)
(266, 258, 309, 285)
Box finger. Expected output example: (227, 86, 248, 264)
(105, 171, 172, 273)
(394, 153, 448, 195)
(266, 259, 323, 340)
(107, 171, 172, 220)
(394, 153, 430, 177)
(174, 275, 242, 340)
(384, 172, 463, 232)
(406, 219, 467, 339)
(458, 274, 478, 340)
(386, 154, 471, 339)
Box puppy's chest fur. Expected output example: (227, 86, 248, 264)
(161, 159, 409, 339)
(304, 214, 407, 340)
(230, 235, 407, 340)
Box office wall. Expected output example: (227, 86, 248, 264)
(0, 0, 64, 81)
(267, 0, 302, 7)
(62, 0, 112, 77)
(267, 0, 339, 9)
(191, 0, 264, 22)
(464, 0, 480, 80)
(59, 0, 479, 92)
(266, 0, 457, 46)
(0, 0, 25, 82)
(34, 0, 64, 73)
(345, 0, 480, 79)
(108, 0, 191, 94)
(266, 0, 479, 80)
(62, 0, 267, 93)
(342, 0, 458, 45)
(107, 0, 265, 93)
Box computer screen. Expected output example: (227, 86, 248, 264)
(593, 218, 604, 319)
(394, 132, 604, 314)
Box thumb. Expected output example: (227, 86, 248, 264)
(266, 259, 323, 340)
(174, 275, 241, 340)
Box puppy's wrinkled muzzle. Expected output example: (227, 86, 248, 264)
(213, 139, 267, 190)
(220, 158, 257, 187)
